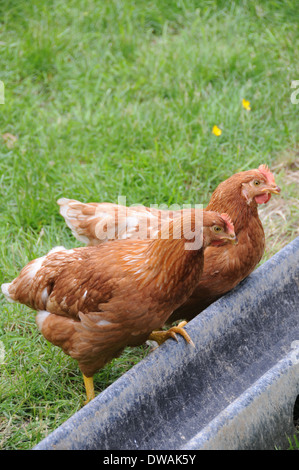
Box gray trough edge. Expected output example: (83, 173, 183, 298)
(181, 348, 299, 450)
(34, 236, 299, 450)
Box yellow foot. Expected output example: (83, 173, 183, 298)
(148, 321, 195, 347)
(83, 374, 95, 405)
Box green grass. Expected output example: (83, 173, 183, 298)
(0, 0, 298, 449)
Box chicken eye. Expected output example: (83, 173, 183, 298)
(213, 226, 222, 233)
(253, 180, 261, 186)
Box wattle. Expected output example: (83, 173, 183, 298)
(211, 240, 226, 246)
(255, 193, 271, 204)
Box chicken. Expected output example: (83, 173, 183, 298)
(1, 211, 237, 403)
(170, 164, 281, 322)
(58, 164, 280, 324)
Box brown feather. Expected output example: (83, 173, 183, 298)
(58, 166, 279, 324)
(2, 211, 235, 377)
(169, 168, 275, 321)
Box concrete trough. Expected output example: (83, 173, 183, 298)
(34, 236, 299, 450)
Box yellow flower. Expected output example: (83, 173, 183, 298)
(242, 98, 251, 111)
(212, 125, 222, 136)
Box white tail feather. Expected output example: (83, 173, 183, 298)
(57, 198, 90, 244)
(1, 283, 15, 303)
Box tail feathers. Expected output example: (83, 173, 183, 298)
(1, 246, 67, 307)
(1, 282, 16, 303)
(57, 198, 91, 244)
(57, 197, 172, 245)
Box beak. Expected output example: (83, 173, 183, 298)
(221, 234, 238, 245)
(230, 235, 238, 245)
(260, 185, 281, 195)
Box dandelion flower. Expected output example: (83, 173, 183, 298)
(212, 125, 222, 136)
(242, 99, 251, 111)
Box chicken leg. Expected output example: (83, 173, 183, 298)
(83, 374, 95, 404)
(148, 321, 195, 347)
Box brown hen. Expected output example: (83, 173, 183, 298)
(58, 164, 280, 323)
(2, 211, 236, 403)
(170, 164, 280, 322)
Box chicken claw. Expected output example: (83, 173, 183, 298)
(148, 321, 195, 347)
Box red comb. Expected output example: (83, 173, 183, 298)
(258, 164, 275, 184)
(220, 213, 235, 233)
